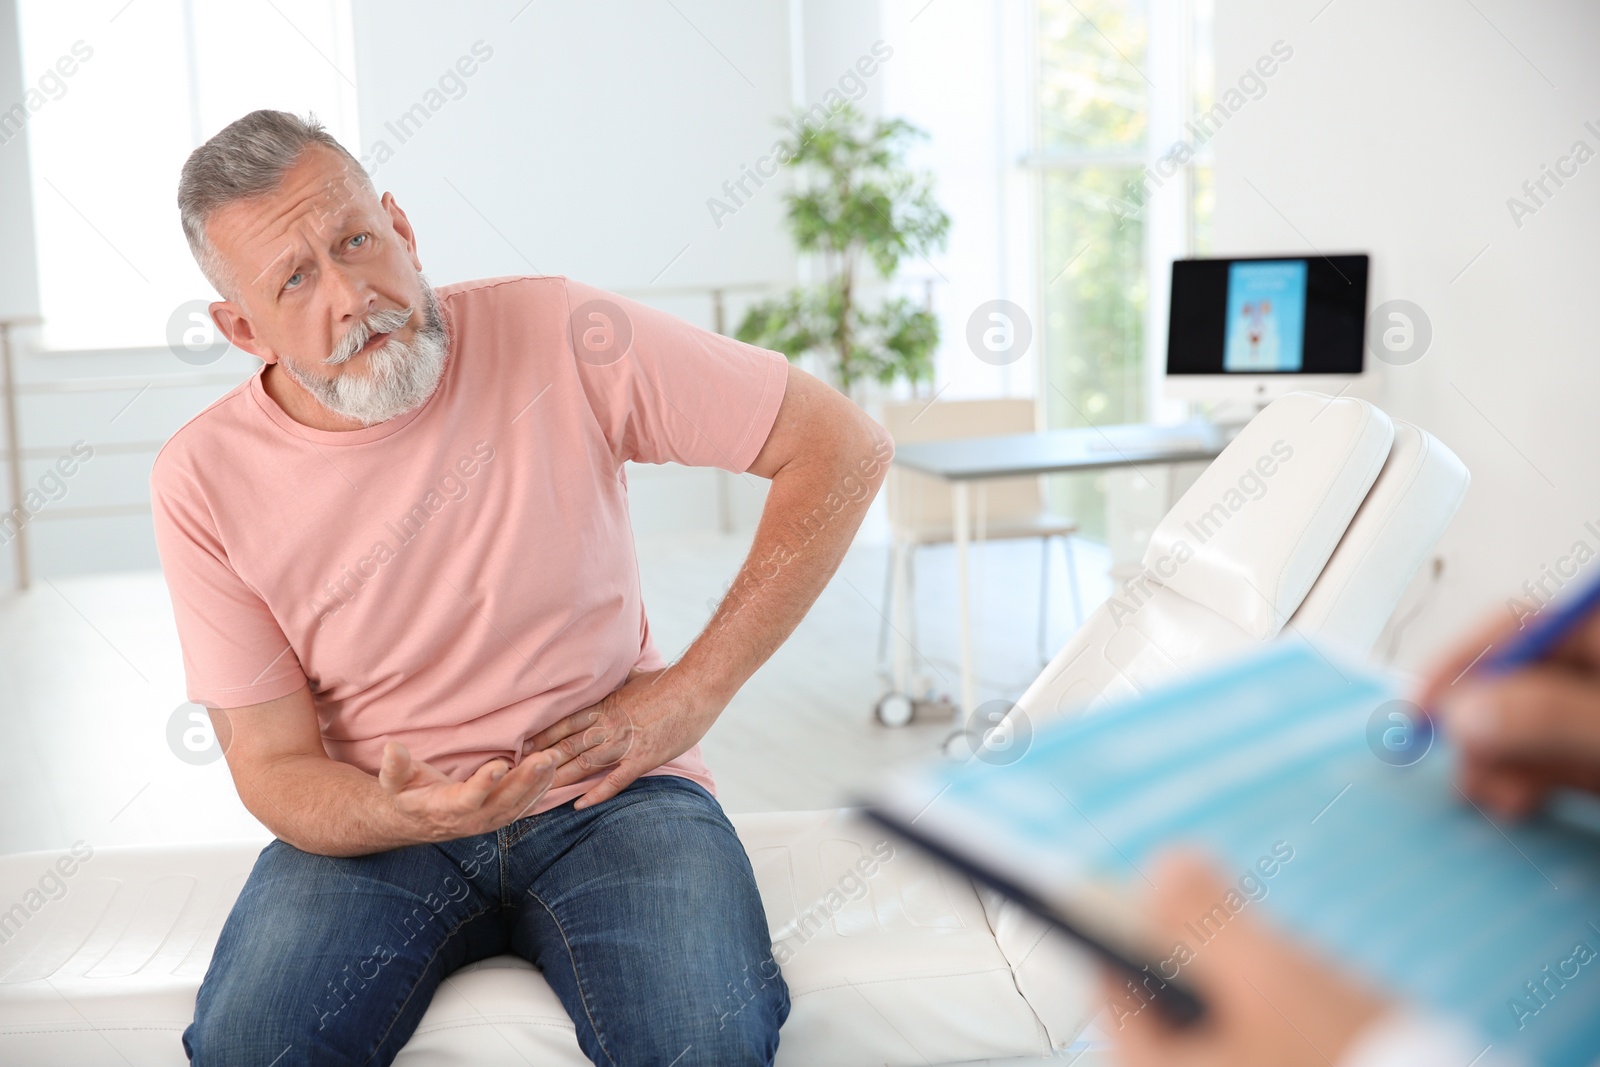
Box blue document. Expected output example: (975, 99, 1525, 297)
(868, 642, 1600, 1066)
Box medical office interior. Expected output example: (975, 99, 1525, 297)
(1, 0, 1597, 1065)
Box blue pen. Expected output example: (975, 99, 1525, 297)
(1476, 567, 1600, 675)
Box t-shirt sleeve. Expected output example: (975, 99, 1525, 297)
(150, 451, 308, 709)
(561, 277, 789, 471)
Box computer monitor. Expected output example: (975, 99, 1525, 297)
(1164, 253, 1369, 408)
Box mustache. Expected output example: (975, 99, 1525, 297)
(326, 305, 416, 365)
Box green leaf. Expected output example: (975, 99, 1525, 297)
(743, 102, 950, 391)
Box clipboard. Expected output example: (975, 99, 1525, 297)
(862, 641, 1600, 1066)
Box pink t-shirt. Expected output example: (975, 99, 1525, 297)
(150, 275, 788, 811)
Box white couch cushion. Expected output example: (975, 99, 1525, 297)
(0, 811, 1063, 1066)
(1016, 585, 1258, 726)
(1289, 420, 1470, 656)
(741, 810, 1054, 1064)
(1143, 392, 1394, 640)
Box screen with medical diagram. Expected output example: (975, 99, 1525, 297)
(1168, 254, 1368, 377)
(1223, 259, 1308, 372)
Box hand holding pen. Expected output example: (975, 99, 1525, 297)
(1416, 569, 1600, 818)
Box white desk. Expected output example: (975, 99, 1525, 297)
(886, 419, 1228, 719)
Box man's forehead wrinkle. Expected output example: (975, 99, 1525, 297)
(238, 180, 340, 246)
(247, 242, 298, 293)
(232, 180, 366, 293)
(235, 210, 308, 294)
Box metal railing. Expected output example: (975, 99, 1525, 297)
(612, 282, 777, 336)
(1, 316, 248, 591)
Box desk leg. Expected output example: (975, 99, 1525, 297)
(890, 538, 909, 697)
(953, 481, 976, 718)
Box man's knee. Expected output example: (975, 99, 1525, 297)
(184, 921, 416, 1062)
(683, 952, 791, 1062)
(716, 966, 790, 1036)
(184, 839, 481, 1065)
(185, 995, 306, 1066)
(186, 998, 372, 1067)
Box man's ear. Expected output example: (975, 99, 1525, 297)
(381, 192, 423, 273)
(209, 300, 275, 364)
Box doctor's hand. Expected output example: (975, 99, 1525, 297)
(378, 740, 560, 842)
(521, 666, 722, 809)
(1107, 850, 1387, 1067)
(1417, 608, 1600, 818)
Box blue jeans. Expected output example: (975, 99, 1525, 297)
(183, 775, 789, 1066)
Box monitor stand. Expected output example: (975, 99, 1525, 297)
(1191, 395, 1270, 431)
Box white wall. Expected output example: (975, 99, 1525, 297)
(1211, 0, 1600, 666)
(349, 0, 798, 294)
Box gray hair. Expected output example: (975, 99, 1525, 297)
(177, 109, 374, 301)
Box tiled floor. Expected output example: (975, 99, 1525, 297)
(0, 532, 1109, 857)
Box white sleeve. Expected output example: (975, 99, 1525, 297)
(1338, 1010, 1522, 1067)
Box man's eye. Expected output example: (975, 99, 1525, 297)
(350, 233, 368, 249)
(283, 272, 303, 291)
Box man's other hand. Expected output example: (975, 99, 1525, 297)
(520, 666, 717, 810)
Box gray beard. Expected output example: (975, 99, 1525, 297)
(279, 274, 450, 427)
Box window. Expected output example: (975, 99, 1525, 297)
(1030, 0, 1212, 538)
(16, 0, 358, 351)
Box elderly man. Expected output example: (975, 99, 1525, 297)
(152, 109, 892, 1066)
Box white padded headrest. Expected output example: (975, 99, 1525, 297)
(1289, 420, 1470, 656)
(1142, 392, 1394, 640)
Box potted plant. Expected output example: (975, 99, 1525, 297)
(736, 103, 950, 401)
